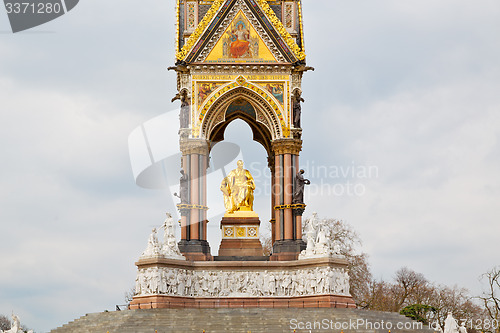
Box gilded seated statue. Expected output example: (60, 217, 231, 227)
(220, 160, 255, 214)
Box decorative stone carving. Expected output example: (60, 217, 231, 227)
(299, 213, 343, 260)
(0, 314, 32, 333)
(134, 265, 350, 298)
(140, 228, 161, 258)
(271, 139, 302, 155)
(444, 312, 460, 333)
(201, 85, 284, 140)
(179, 139, 210, 155)
(179, 170, 189, 204)
(162, 213, 185, 260)
(140, 213, 185, 260)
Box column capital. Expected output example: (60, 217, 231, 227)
(180, 139, 210, 155)
(271, 139, 302, 156)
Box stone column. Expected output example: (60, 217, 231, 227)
(180, 154, 190, 241)
(274, 153, 282, 242)
(190, 153, 200, 240)
(284, 153, 293, 240)
(178, 139, 212, 261)
(270, 139, 306, 261)
(269, 156, 276, 244)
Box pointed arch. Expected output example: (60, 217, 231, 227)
(200, 80, 288, 155)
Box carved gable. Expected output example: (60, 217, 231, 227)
(177, 0, 305, 64)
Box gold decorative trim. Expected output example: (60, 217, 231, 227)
(255, 0, 306, 61)
(222, 225, 260, 239)
(274, 203, 306, 211)
(176, 0, 225, 60)
(176, 0, 306, 62)
(195, 78, 289, 137)
(177, 204, 210, 210)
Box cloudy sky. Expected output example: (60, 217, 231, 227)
(1, 0, 499, 331)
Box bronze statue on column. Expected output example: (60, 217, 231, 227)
(293, 169, 310, 204)
(292, 89, 305, 129)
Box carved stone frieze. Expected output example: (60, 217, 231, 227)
(135, 265, 350, 298)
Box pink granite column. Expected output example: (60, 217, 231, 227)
(284, 153, 293, 240)
(190, 154, 200, 240)
(270, 163, 276, 244)
(274, 153, 281, 241)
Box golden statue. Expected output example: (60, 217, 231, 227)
(221, 160, 256, 214)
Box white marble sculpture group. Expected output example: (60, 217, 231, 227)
(433, 312, 468, 333)
(0, 314, 33, 333)
(135, 212, 351, 299)
(135, 266, 350, 298)
(299, 212, 343, 260)
(140, 213, 185, 260)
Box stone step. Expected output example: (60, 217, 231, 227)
(50, 308, 435, 333)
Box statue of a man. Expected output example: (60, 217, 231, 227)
(179, 170, 188, 204)
(292, 89, 305, 128)
(220, 160, 255, 214)
(172, 90, 191, 129)
(293, 169, 310, 204)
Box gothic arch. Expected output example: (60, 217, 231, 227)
(200, 82, 286, 157)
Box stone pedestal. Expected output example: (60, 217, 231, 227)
(178, 239, 212, 261)
(271, 240, 307, 261)
(218, 212, 264, 257)
(129, 257, 355, 310)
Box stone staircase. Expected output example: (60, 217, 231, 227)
(49, 308, 436, 333)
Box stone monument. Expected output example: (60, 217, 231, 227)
(47, 1, 442, 331)
(128, 0, 356, 310)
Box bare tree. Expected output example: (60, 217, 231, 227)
(319, 218, 372, 307)
(366, 279, 399, 311)
(421, 284, 483, 329)
(392, 267, 429, 310)
(0, 314, 10, 331)
(478, 267, 500, 333)
(348, 253, 372, 307)
(124, 286, 136, 305)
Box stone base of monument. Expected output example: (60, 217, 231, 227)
(271, 239, 307, 261)
(130, 256, 356, 309)
(129, 294, 355, 309)
(218, 212, 264, 257)
(178, 239, 212, 261)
